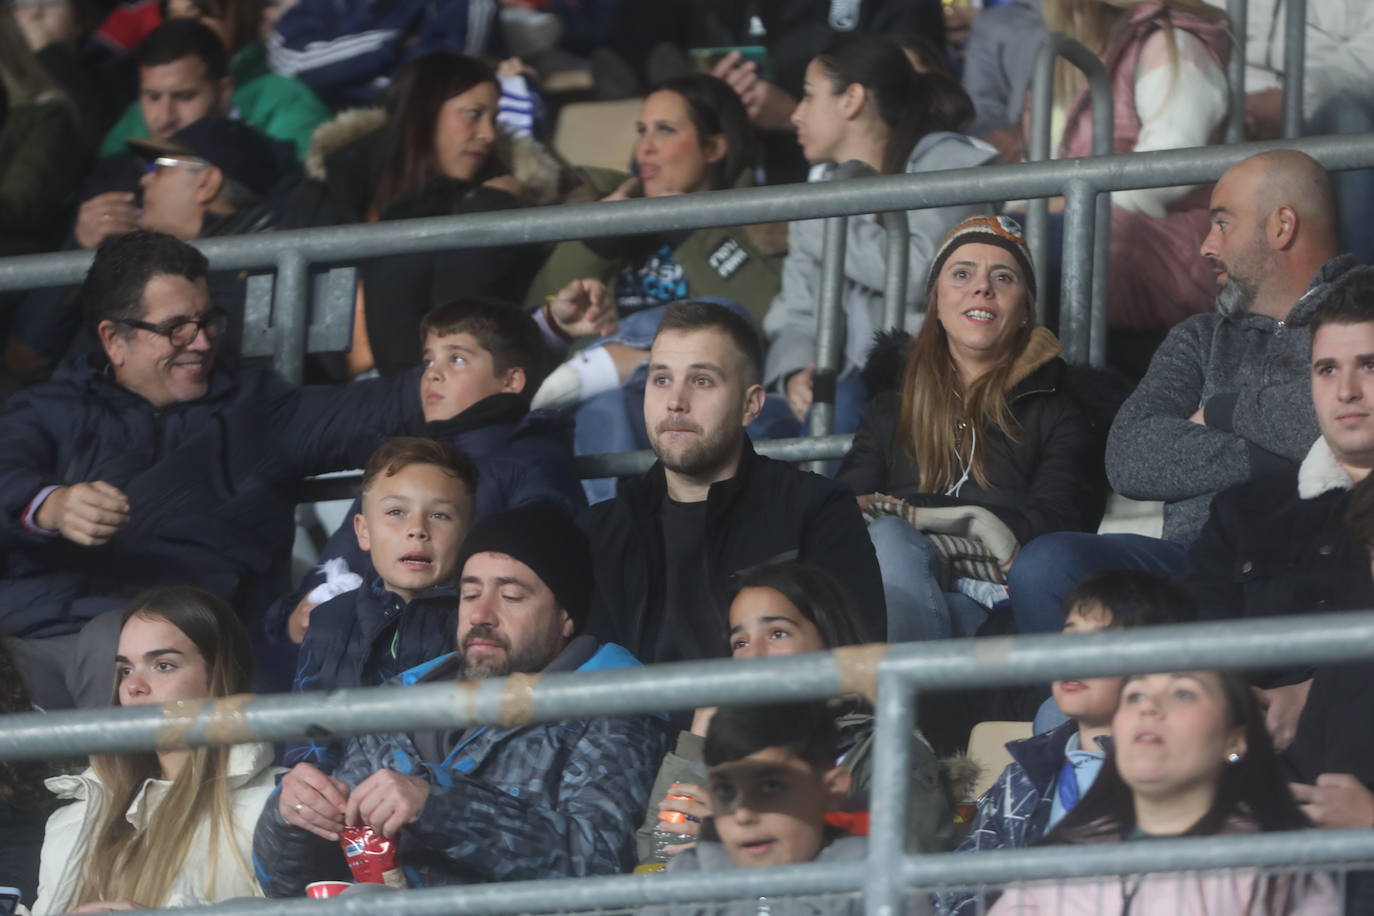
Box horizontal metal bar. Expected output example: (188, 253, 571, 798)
(1, 612, 1372, 762)
(4, 133, 1374, 293)
(298, 435, 853, 503)
(126, 828, 1374, 916)
(904, 828, 1374, 888)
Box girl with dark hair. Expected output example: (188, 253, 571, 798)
(295, 51, 553, 377)
(988, 669, 1338, 914)
(526, 72, 778, 331)
(763, 34, 998, 435)
(838, 215, 1107, 643)
(635, 563, 955, 865)
(33, 586, 279, 913)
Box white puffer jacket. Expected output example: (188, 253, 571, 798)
(33, 743, 280, 914)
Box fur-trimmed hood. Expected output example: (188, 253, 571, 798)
(303, 106, 565, 206)
(1298, 436, 1355, 500)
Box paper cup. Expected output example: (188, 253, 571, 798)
(306, 881, 353, 899)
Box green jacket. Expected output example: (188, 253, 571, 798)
(524, 168, 784, 328)
(0, 97, 83, 258)
(97, 43, 328, 162)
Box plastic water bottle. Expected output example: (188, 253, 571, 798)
(648, 795, 698, 864)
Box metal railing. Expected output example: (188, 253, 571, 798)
(7, 612, 1374, 916)
(4, 131, 1370, 384)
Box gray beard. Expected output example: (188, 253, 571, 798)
(1215, 276, 1258, 319)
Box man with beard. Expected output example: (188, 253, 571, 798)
(577, 300, 884, 665)
(255, 501, 668, 893)
(1005, 150, 1354, 639)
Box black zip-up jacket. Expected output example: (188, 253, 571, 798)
(0, 353, 421, 639)
(837, 337, 1109, 546)
(577, 438, 886, 659)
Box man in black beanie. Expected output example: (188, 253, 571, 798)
(255, 501, 670, 893)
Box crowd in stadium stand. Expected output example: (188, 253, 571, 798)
(0, 0, 1372, 912)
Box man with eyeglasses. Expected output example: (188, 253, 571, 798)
(0, 232, 425, 710)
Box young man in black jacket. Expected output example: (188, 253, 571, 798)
(1184, 268, 1374, 750)
(578, 300, 885, 664)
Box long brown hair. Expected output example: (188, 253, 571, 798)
(370, 52, 498, 215)
(73, 586, 255, 909)
(894, 287, 1037, 493)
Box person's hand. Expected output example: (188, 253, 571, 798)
(710, 52, 797, 132)
(548, 278, 617, 338)
(785, 365, 814, 421)
(287, 595, 320, 644)
(1245, 88, 1284, 141)
(1187, 406, 1207, 426)
(856, 493, 887, 515)
(1291, 774, 1374, 829)
(601, 176, 641, 202)
(659, 782, 710, 854)
(75, 192, 139, 250)
(346, 769, 431, 840)
(280, 763, 349, 841)
(35, 482, 129, 547)
(983, 127, 1026, 165)
(689, 706, 717, 737)
(68, 901, 141, 914)
(1257, 679, 1313, 751)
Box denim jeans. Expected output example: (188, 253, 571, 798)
(1006, 532, 1191, 634)
(868, 515, 992, 642)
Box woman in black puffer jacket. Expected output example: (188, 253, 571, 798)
(838, 215, 1110, 642)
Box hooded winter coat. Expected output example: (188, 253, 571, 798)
(1182, 436, 1374, 687)
(33, 743, 280, 914)
(253, 636, 670, 895)
(0, 354, 422, 640)
(837, 329, 1109, 547)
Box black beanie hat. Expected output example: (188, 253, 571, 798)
(456, 502, 594, 631)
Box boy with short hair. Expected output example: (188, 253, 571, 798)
(944, 571, 1198, 912)
(667, 701, 860, 876)
(267, 296, 585, 644)
(287, 436, 478, 770)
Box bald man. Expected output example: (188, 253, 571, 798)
(1006, 151, 1356, 639)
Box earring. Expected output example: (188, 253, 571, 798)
(1226, 752, 1242, 764)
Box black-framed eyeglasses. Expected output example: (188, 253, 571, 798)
(115, 307, 228, 347)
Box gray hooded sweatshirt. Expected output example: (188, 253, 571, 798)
(762, 132, 998, 391)
(1105, 254, 1356, 541)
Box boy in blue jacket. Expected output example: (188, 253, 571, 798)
(287, 436, 477, 770)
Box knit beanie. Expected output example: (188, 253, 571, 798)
(925, 215, 1037, 302)
(457, 502, 594, 631)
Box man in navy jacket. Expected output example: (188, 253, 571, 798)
(0, 232, 423, 707)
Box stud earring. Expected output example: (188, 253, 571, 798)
(1226, 752, 1242, 764)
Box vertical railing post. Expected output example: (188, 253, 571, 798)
(1224, 0, 1248, 144)
(1061, 178, 1097, 364)
(273, 249, 309, 384)
(1027, 33, 1114, 329)
(1282, 0, 1306, 139)
(880, 208, 911, 332)
(864, 667, 914, 916)
(808, 213, 848, 453)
